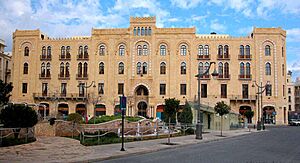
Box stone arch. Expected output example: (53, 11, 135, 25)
(57, 103, 69, 116)
(18, 40, 34, 51)
(131, 83, 151, 96)
(239, 105, 252, 123)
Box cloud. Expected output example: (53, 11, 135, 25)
(168, 18, 180, 22)
(237, 26, 253, 35)
(210, 19, 227, 33)
(257, 0, 300, 18)
(287, 28, 300, 42)
(171, 0, 203, 9)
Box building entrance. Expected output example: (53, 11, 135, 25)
(137, 101, 147, 117)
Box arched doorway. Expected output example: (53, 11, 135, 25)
(76, 104, 86, 117)
(263, 106, 276, 124)
(135, 85, 149, 96)
(239, 106, 252, 123)
(38, 103, 49, 118)
(95, 104, 106, 116)
(137, 101, 147, 117)
(57, 103, 69, 116)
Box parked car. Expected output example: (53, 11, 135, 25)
(289, 119, 300, 126)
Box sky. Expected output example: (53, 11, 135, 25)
(0, 0, 300, 80)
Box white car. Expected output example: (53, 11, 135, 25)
(289, 119, 300, 126)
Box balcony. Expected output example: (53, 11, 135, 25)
(217, 54, 230, 60)
(217, 74, 230, 80)
(39, 73, 51, 79)
(238, 54, 252, 60)
(59, 55, 71, 61)
(197, 55, 210, 60)
(239, 74, 252, 80)
(40, 55, 52, 61)
(77, 54, 89, 60)
(58, 74, 70, 80)
(76, 74, 88, 80)
(229, 95, 256, 101)
(33, 93, 86, 101)
(199, 74, 210, 80)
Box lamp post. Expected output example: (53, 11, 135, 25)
(91, 94, 101, 124)
(195, 62, 218, 139)
(78, 81, 96, 123)
(252, 81, 270, 130)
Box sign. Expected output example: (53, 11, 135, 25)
(120, 96, 127, 110)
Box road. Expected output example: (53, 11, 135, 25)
(101, 126, 300, 163)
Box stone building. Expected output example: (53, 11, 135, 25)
(294, 77, 300, 113)
(0, 39, 11, 83)
(11, 17, 288, 126)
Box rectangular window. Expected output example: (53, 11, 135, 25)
(288, 96, 291, 102)
(221, 84, 227, 98)
(288, 88, 291, 94)
(79, 83, 85, 97)
(118, 83, 124, 95)
(61, 83, 67, 96)
(22, 83, 28, 94)
(98, 83, 104, 95)
(42, 83, 48, 96)
(242, 84, 249, 99)
(266, 84, 272, 96)
(289, 105, 291, 111)
(160, 84, 166, 95)
(201, 84, 207, 98)
(180, 84, 186, 95)
(283, 85, 285, 96)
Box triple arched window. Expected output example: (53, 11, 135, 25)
(160, 62, 166, 74)
(266, 62, 271, 75)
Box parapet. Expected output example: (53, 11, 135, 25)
(13, 29, 41, 38)
(253, 27, 286, 37)
(130, 16, 156, 25)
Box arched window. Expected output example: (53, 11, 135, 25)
(46, 63, 51, 77)
(198, 45, 203, 56)
(224, 62, 229, 78)
(143, 45, 148, 55)
(246, 62, 251, 77)
(282, 64, 285, 76)
(266, 62, 271, 75)
(240, 45, 244, 56)
(61, 46, 65, 59)
(142, 62, 147, 74)
(66, 46, 71, 59)
(24, 47, 29, 56)
(60, 63, 65, 77)
(137, 62, 141, 74)
(78, 46, 83, 58)
(245, 45, 250, 57)
(204, 45, 209, 56)
(119, 45, 125, 56)
(99, 45, 105, 56)
(42, 46, 46, 58)
(160, 45, 166, 56)
(224, 45, 229, 58)
(198, 62, 203, 75)
(137, 45, 142, 56)
(180, 45, 187, 56)
(204, 62, 209, 76)
(141, 27, 144, 35)
(160, 62, 166, 74)
(23, 63, 28, 74)
(265, 45, 271, 56)
(83, 62, 88, 77)
(99, 62, 104, 74)
(181, 62, 186, 74)
(118, 62, 124, 74)
(47, 46, 51, 58)
(148, 27, 152, 35)
(41, 63, 45, 76)
(84, 46, 88, 58)
(65, 62, 70, 77)
(137, 27, 140, 36)
(218, 45, 223, 57)
(145, 27, 148, 36)
(240, 62, 245, 76)
(133, 27, 137, 36)
(218, 62, 223, 77)
(78, 63, 82, 77)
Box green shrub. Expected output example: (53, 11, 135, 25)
(88, 115, 142, 124)
(185, 128, 195, 135)
(67, 113, 83, 123)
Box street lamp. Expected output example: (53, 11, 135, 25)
(195, 62, 218, 139)
(252, 81, 270, 130)
(78, 81, 96, 123)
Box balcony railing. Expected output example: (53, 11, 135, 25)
(199, 74, 210, 79)
(239, 74, 252, 80)
(229, 95, 256, 101)
(58, 74, 70, 80)
(77, 54, 89, 60)
(59, 55, 71, 61)
(76, 74, 88, 80)
(238, 54, 252, 60)
(217, 54, 230, 60)
(217, 74, 230, 80)
(39, 73, 51, 79)
(33, 93, 87, 101)
(40, 55, 52, 61)
(197, 55, 210, 60)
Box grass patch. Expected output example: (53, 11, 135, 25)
(0, 137, 36, 147)
(88, 115, 143, 124)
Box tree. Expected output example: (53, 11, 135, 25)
(214, 101, 230, 136)
(164, 98, 180, 144)
(67, 113, 83, 124)
(0, 80, 13, 107)
(244, 110, 254, 132)
(0, 104, 38, 138)
(178, 101, 193, 125)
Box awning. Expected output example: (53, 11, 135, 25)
(188, 101, 215, 114)
(95, 108, 106, 112)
